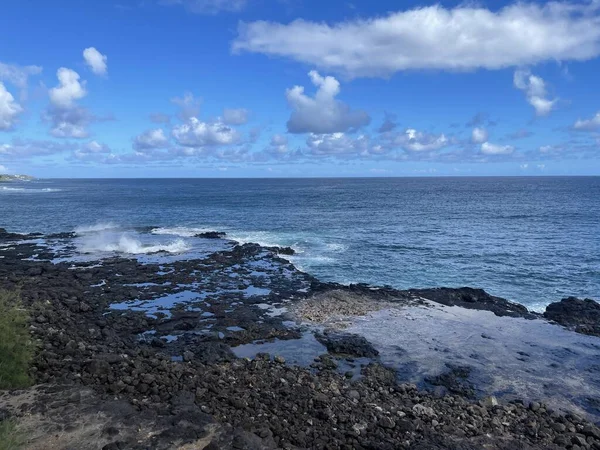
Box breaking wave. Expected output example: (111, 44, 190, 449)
(151, 227, 216, 237)
(0, 186, 62, 192)
(80, 234, 190, 254)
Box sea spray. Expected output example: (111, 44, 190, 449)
(77, 229, 190, 254)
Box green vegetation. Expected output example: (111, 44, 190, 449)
(0, 419, 24, 450)
(0, 290, 33, 390)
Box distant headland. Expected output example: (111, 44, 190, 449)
(0, 174, 35, 182)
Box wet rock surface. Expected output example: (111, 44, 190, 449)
(408, 287, 538, 319)
(1, 229, 600, 449)
(545, 297, 600, 337)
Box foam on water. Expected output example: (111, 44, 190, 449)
(151, 226, 218, 237)
(0, 186, 62, 193)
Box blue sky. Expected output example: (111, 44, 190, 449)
(1, 0, 600, 177)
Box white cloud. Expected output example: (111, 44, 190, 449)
(133, 128, 170, 150)
(222, 108, 249, 125)
(83, 47, 108, 76)
(573, 111, 600, 131)
(286, 71, 370, 134)
(471, 127, 488, 144)
(0, 164, 8, 174)
(72, 141, 112, 161)
(46, 68, 91, 138)
(306, 132, 370, 156)
(161, 0, 247, 14)
(49, 68, 87, 109)
(172, 117, 240, 147)
(44, 105, 93, 139)
(513, 69, 557, 116)
(389, 128, 450, 152)
(0, 82, 23, 131)
(50, 121, 89, 138)
(265, 134, 289, 156)
(0, 139, 76, 158)
(233, 2, 600, 77)
(0, 62, 42, 100)
(171, 92, 201, 120)
(481, 141, 514, 155)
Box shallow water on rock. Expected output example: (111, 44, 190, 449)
(346, 302, 600, 419)
(231, 332, 327, 366)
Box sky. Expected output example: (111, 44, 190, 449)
(1, 0, 600, 178)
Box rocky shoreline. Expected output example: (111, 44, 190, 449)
(1, 227, 600, 449)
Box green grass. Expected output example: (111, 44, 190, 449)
(0, 290, 33, 390)
(0, 419, 24, 450)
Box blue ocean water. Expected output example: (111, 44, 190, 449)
(1, 177, 599, 310)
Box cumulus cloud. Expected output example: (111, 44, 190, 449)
(133, 128, 170, 150)
(286, 71, 370, 134)
(513, 69, 557, 116)
(0, 82, 23, 131)
(172, 117, 240, 147)
(161, 0, 247, 14)
(44, 105, 93, 138)
(49, 68, 87, 109)
(233, 2, 600, 77)
(46, 68, 92, 138)
(306, 132, 370, 156)
(265, 134, 289, 156)
(481, 142, 514, 155)
(0, 164, 8, 173)
(171, 92, 201, 120)
(386, 129, 450, 152)
(222, 108, 249, 125)
(471, 127, 488, 144)
(573, 111, 600, 131)
(83, 47, 108, 75)
(71, 140, 112, 161)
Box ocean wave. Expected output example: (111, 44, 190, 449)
(0, 186, 62, 192)
(325, 243, 348, 252)
(151, 227, 217, 237)
(227, 231, 299, 250)
(74, 223, 119, 234)
(80, 234, 190, 254)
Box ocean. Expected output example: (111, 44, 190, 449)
(1, 177, 599, 311)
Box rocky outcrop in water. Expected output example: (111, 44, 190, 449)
(194, 231, 227, 239)
(409, 287, 537, 319)
(545, 297, 600, 337)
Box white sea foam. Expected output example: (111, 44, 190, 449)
(227, 231, 292, 248)
(325, 243, 348, 252)
(79, 231, 190, 255)
(74, 222, 119, 234)
(151, 227, 216, 237)
(0, 186, 61, 192)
